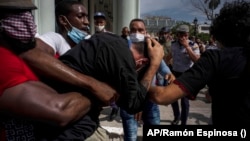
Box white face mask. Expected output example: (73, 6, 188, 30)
(95, 25, 105, 32)
(129, 33, 145, 43)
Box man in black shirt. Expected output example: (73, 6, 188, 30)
(60, 32, 162, 113)
(149, 0, 250, 126)
(38, 32, 164, 140)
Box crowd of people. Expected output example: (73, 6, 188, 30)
(1, 0, 250, 141)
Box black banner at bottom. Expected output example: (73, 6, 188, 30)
(143, 125, 249, 141)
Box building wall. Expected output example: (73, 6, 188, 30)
(33, 0, 55, 35)
(197, 24, 210, 34)
(33, 0, 140, 35)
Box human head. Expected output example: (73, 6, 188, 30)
(160, 26, 171, 34)
(210, 0, 250, 48)
(94, 12, 106, 32)
(129, 18, 147, 35)
(55, 1, 89, 44)
(121, 26, 130, 37)
(159, 26, 171, 43)
(128, 19, 149, 72)
(176, 24, 189, 40)
(129, 18, 147, 43)
(55, 1, 89, 34)
(0, 0, 37, 53)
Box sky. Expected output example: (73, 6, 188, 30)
(140, 0, 225, 24)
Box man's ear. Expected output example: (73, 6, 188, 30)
(58, 15, 68, 27)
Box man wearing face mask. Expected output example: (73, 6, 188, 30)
(94, 12, 110, 33)
(0, 0, 100, 140)
(36, 1, 91, 57)
(120, 18, 176, 141)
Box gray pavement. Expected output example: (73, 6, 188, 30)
(99, 87, 211, 140)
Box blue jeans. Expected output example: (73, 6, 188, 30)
(120, 100, 160, 141)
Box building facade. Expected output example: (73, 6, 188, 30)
(33, 0, 140, 35)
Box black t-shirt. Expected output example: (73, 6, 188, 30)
(177, 47, 250, 125)
(60, 32, 147, 114)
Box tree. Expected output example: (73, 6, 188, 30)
(190, 0, 222, 21)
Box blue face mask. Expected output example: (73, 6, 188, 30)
(67, 27, 88, 44)
(63, 16, 89, 44)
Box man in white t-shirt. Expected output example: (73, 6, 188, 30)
(36, 1, 90, 56)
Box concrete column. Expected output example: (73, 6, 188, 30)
(114, 0, 140, 34)
(33, 0, 55, 35)
(88, 0, 95, 34)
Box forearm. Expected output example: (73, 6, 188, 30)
(0, 81, 91, 127)
(140, 64, 159, 91)
(149, 83, 185, 105)
(19, 47, 97, 92)
(53, 92, 91, 126)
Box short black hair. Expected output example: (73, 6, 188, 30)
(129, 18, 145, 28)
(55, 0, 84, 24)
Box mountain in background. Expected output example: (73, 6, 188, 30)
(141, 8, 209, 24)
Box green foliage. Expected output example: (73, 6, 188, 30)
(208, 0, 220, 10)
(196, 33, 210, 43)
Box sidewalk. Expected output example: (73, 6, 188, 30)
(99, 87, 211, 140)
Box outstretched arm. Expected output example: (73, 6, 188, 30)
(149, 83, 186, 105)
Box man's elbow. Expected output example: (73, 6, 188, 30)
(149, 93, 165, 105)
(49, 97, 91, 127)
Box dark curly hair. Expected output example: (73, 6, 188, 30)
(210, 0, 250, 48)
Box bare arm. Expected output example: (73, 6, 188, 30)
(149, 83, 186, 105)
(19, 40, 118, 105)
(0, 81, 90, 127)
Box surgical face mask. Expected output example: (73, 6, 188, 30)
(129, 33, 145, 43)
(67, 27, 88, 44)
(63, 16, 89, 44)
(95, 25, 105, 32)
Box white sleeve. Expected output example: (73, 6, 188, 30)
(36, 32, 71, 55)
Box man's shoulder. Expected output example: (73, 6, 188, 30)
(37, 32, 62, 38)
(36, 32, 65, 44)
